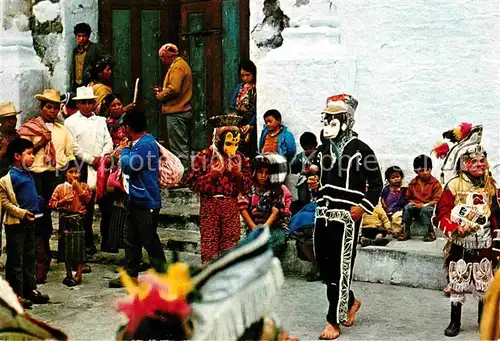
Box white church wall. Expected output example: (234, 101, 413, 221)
(251, 0, 500, 183)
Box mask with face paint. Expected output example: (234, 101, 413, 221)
(221, 130, 240, 156)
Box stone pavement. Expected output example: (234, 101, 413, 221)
(16, 264, 480, 341)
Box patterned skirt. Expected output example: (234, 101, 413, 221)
(58, 212, 86, 264)
(108, 192, 128, 250)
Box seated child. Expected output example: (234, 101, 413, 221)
(239, 153, 292, 259)
(360, 204, 391, 246)
(380, 166, 408, 238)
(399, 154, 442, 242)
(290, 132, 318, 214)
(49, 160, 92, 287)
(258, 109, 296, 162)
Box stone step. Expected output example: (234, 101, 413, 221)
(161, 187, 199, 207)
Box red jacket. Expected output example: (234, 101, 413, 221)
(406, 175, 442, 205)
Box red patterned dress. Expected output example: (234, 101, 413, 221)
(186, 148, 252, 263)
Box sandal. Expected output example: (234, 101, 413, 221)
(423, 231, 436, 242)
(81, 264, 92, 274)
(62, 277, 78, 287)
(397, 233, 410, 241)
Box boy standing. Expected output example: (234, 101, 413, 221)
(399, 154, 442, 242)
(109, 110, 166, 287)
(258, 109, 296, 162)
(0, 138, 50, 308)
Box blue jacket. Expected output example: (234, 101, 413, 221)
(231, 82, 256, 126)
(258, 125, 297, 162)
(120, 134, 161, 209)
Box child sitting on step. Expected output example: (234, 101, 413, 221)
(399, 154, 442, 242)
(360, 204, 391, 247)
(380, 166, 408, 239)
(49, 160, 92, 287)
(239, 153, 292, 259)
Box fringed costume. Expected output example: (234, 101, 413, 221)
(433, 123, 500, 337)
(115, 227, 296, 341)
(187, 114, 252, 263)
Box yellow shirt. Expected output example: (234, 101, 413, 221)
(21, 122, 75, 173)
(158, 57, 193, 114)
(362, 204, 391, 230)
(74, 45, 89, 85)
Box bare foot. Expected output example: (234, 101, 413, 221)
(319, 322, 341, 340)
(342, 299, 361, 327)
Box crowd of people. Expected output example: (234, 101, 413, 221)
(0, 20, 498, 341)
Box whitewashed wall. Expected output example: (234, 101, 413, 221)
(0, 0, 99, 119)
(251, 0, 500, 183)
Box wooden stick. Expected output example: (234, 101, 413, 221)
(133, 78, 140, 104)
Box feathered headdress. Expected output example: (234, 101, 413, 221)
(117, 262, 194, 336)
(116, 228, 286, 341)
(432, 122, 484, 183)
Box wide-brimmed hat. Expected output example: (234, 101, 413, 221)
(73, 86, 98, 101)
(34, 89, 62, 103)
(0, 102, 22, 118)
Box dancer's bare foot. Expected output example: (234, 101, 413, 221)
(319, 322, 341, 340)
(342, 299, 361, 327)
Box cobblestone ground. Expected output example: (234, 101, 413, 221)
(0, 262, 478, 341)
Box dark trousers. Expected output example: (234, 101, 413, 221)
(5, 222, 36, 297)
(314, 207, 361, 325)
(402, 204, 434, 234)
(165, 111, 192, 177)
(124, 204, 166, 278)
(79, 163, 113, 249)
(82, 193, 114, 249)
(97, 193, 114, 249)
(33, 171, 62, 281)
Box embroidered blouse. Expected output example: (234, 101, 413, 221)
(49, 182, 93, 215)
(238, 185, 292, 224)
(186, 148, 252, 198)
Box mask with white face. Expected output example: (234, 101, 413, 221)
(321, 113, 346, 140)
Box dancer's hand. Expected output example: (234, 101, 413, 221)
(307, 175, 319, 190)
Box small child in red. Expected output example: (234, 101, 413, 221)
(49, 161, 92, 286)
(187, 115, 252, 263)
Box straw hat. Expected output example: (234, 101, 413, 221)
(0, 102, 21, 118)
(73, 86, 98, 101)
(34, 89, 62, 103)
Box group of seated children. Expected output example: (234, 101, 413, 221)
(360, 154, 443, 246)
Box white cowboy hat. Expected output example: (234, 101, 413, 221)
(73, 86, 98, 101)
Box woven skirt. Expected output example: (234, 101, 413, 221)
(108, 192, 128, 250)
(58, 212, 86, 264)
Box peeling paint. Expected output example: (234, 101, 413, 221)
(252, 0, 290, 50)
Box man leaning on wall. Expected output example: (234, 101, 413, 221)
(153, 43, 193, 182)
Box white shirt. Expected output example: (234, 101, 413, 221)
(65, 111, 113, 189)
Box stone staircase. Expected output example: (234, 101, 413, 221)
(30, 188, 447, 291)
(156, 188, 447, 290)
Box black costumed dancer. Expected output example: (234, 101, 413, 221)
(307, 94, 383, 339)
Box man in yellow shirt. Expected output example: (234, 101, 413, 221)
(18, 89, 75, 284)
(154, 43, 193, 180)
(70, 23, 107, 91)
